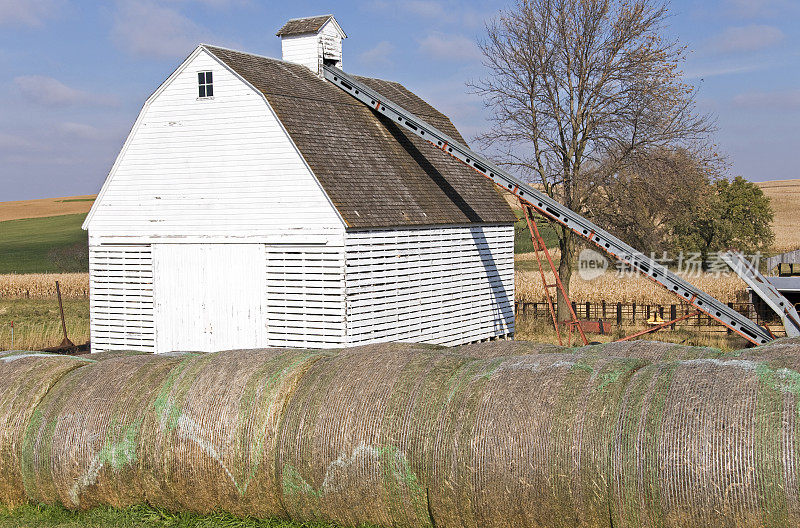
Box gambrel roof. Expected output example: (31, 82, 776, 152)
(204, 45, 515, 228)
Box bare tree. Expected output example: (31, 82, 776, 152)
(590, 147, 721, 256)
(470, 0, 715, 320)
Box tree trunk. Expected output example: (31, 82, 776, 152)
(557, 229, 574, 322)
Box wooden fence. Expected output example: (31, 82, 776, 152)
(515, 300, 776, 333)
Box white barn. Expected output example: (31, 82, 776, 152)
(83, 15, 516, 354)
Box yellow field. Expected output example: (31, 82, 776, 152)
(0, 195, 96, 222)
(758, 179, 800, 252)
(516, 268, 747, 304)
(0, 273, 89, 298)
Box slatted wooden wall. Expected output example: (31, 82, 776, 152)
(344, 225, 515, 346)
(266, 243, 347, 348)
(89, 245, 156, 352)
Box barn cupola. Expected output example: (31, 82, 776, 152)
(276, 14, 347, 76)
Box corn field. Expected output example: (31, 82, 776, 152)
(0, 273, 89, 298)
(515, 269, 747, 304)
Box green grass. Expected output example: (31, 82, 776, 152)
(0, 214, 88, 274)
(0, 298, 89, 350)
(513, 209, 559, 254)
(0, 504, 358, 528)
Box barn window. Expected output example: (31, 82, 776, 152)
(198, 71, 213, 98)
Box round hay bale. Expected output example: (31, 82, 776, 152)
(726, 337, 800, 363)
(427, 353, 645, 528)
(0, 353, 92, 508)
(139, 348, 326, 518)
(20, 354, 181, 510)
(454, 340, 565, 357)
(582, 340, 723, 361)
(277, 348, 473, 528)
(611, 356, 800, 527)
(277, 347, 645, 528)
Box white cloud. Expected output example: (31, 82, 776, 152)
(58, 122, 105, 140)
(0, 132, 40, 151)
(733, 89, 800, 109)
(418, 32, 481, 61)
(14, 76, 116, 107)
(0, 0, 63, 27)
(112, 1, 213, 58)
(707, 24, 784, 53)
(682, 62, 764, 80)
(359, 41, 394, 65)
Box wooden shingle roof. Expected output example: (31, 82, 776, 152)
(205, 45, 515, 228)
(275, 15, 335, 36)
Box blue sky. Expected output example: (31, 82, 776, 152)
(0, 0, 798, 201)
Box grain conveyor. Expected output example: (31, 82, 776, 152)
(323, 64, 778, 345)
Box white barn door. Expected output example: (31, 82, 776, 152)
(153, 244, 267, 353)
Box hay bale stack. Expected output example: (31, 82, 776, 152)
(0, 353, 92, 507)
(20, 354, 181, 509)
(139, 348, 326, 518)
(428, 353, 645, 528)
(583, 340, 723, 361)
(611, 356, 800, 527)
(277, 348, 646, 528)
(277, 348, 473, 527)
(455, 340, 565, 357)
(3, 338, 800, 528)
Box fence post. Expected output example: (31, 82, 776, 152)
(585, 302, 591, 320)
(632, 302, 636, 324)
(646, 305, 651, 320)
(572, 301, 577, 318)
(602, 300, 606, 319)
(671, 304, 677, 330)
(616, 303, 622, 326)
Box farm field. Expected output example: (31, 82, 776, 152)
(0, 215, 88, 274)
(0, 195, 95, 222)
(758, 178, 800, 252)
(515, 265, 748, 304)
(0, 504, 347, 528)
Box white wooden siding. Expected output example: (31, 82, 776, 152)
(84, 48, 344, 241)
(266, 242, 346, 348)
(281, 34, 322, 73)
(152, 244, 268, 353)
(344, 225, 515, 347)
(281, 19, 343, 73)
(89, 245, 155, 352)
(319, 20, 343, 67)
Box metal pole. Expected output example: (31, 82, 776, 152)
(56, 281, 74, 349)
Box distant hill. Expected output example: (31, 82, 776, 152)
(757, 179, 800, 253)
(0, 195, 96, 222)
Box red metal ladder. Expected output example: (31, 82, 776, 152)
(520, 199, 588, 347)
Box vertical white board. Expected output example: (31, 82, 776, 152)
(89, 244, 155, 352)
(344, 224, 515, 346)
(265, 242, 347, 348)
(153, 244, 267, 352)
